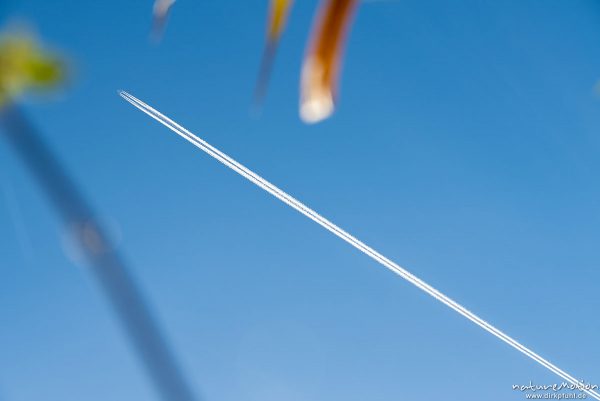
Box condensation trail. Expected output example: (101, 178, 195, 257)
(119, 90, 600, 401)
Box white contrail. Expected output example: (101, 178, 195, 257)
(119, 90, 599, 400)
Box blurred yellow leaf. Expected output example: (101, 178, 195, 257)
(253, 0, 294, 108)
(267, 0, 293, 42)
(0, 33, 65, 107)
(300, 0, 358, 124)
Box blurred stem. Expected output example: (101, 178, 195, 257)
(0, 103, 200, 401)
(252, 40, 278, 111)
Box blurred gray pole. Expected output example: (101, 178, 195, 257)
(0, 103, 200, 401)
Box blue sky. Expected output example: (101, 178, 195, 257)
(1, 0, 599, 400)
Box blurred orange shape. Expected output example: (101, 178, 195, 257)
(267, 0, 294, 42)
(253, 0, 294, 108)
(300, 0, 358, 124)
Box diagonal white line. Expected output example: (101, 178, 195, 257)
(119, 90, 600, 400)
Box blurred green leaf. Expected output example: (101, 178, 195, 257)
(0, 33, 66, 107)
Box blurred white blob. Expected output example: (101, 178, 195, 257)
(61, 216, 123, 267)
(299, 57, 335, 124)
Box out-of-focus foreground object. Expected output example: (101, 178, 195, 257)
(300, 0, 358, 124)
(253, 0, 294, 109)
(0, 33, 64, 106)
(0, 30, 201, 401)
(152, 0, 176, 41)
(267, 0, 294, 41)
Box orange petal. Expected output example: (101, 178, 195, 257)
(300, 0, 358, 123)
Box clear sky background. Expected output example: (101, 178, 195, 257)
(1, 1, 599, 400)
